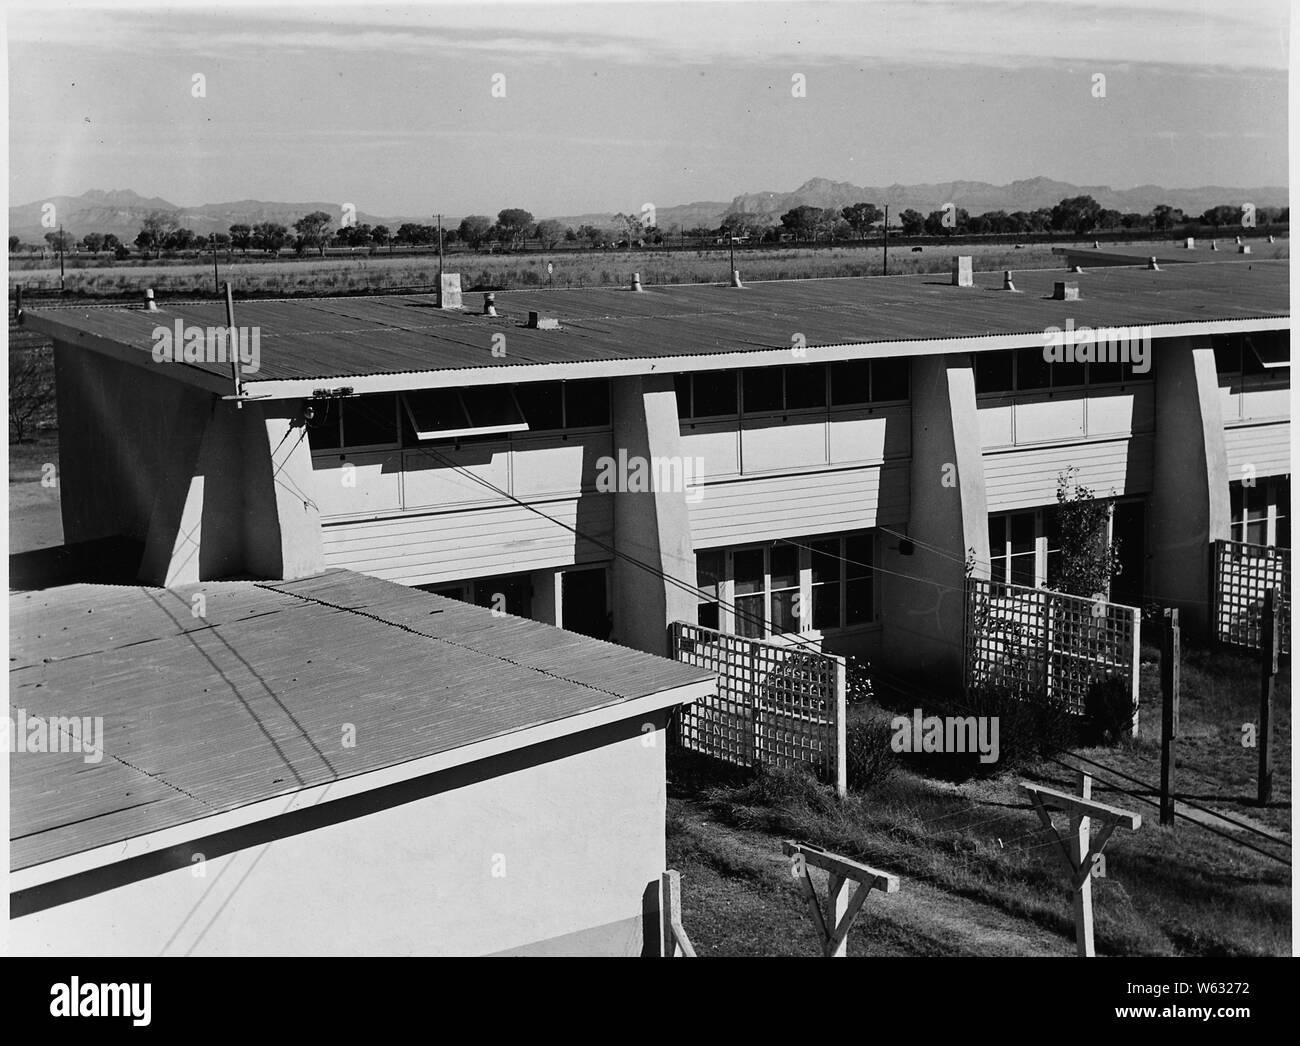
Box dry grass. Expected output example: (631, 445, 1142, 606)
(667, 642, 1291, 957)
(4, 241, 1141, 298)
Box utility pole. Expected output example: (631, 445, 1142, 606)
(436, 214, 444, 283)
(211, 234, 220, 295)
(883, 205, 889, 276)
(1160, 608, 1180, 826)
(58, 225, 66, 291)
(1258, 589, 1279, 805)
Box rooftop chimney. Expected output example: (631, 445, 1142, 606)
(1185, 237, 1195, 248)
(144, 288, 158, 312)
(1002, 270, 1017, 292)
(527, 311, 560, 330)
(1093, 240, 1101, 249)
(1211, 241, 1218, 251)
(437, 273, 463, 310)
(631, 272, 644, 292)
(1052, 281, 1079, 301)
(1147, 257, 1160, 271)
(1071, 264, 1085, 274)
(951, 256, 973, 287)
(1238, 244, 1252, 254)
(730, 270, 744, 289)
(483, 292, 498, 317)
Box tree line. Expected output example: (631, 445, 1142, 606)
(9, 196, 1289, 258)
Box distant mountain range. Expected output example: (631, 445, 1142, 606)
(10, 178, 1288, 242)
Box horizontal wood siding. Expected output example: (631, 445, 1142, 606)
(312, 431, 614, 585)
(680, 407, 910, 480)
(979, 387, 1154, 451)
(689, 463, 909, 548)
(1224, 421, 1290, 479)
(321, 497, 613, 585)
(984, 435, 1154, 512)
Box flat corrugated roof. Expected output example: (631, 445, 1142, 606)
(19, 259, 1289, 392)
(9, 569, 713, 872)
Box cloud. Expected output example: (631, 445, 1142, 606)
(6, 0, 1288, 69)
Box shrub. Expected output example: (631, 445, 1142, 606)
(1082, 675, 1137, 746)
(845, 719, 895, 792)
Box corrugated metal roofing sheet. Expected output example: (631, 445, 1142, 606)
(20, 259, 1289, 385)
(9, 569, 713, 870)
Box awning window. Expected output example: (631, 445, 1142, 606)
(1247, 332, 1290, 370)
(401, 388, 528, 440)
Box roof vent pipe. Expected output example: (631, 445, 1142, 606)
(1002, 270, 1017, 291)
(1211, 240, 1218, 251)
(1093, 240, 1101, 249)
(730, 270, 744, 289)
(144, 288, 158, 312)
(631, 272, 644, 292)
(1071, 264, 1085, 274)
(1147, 257, 1160, 271)
(483, 293, 498, 316)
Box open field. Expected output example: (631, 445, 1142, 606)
(11, 237, 1287, 299)
(668, 641, 1290, 957)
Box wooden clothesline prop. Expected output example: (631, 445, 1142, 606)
(1020, 773, 1141, 957)
(782, 840, 900, 956)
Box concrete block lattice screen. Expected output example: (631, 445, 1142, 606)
(669, 622, 846, 794)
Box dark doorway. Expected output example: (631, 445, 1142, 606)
(1111, 500, 1146, 607)
(562, 568, 610, 639)
(473, 574, 533, 619)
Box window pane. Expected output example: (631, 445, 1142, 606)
(460, 387, 526, 431)
(812, 582, 841, 630)
(811, 539, 839, 584)
(564, 379, 610, 427)
(342, 394, 398, 447)
(696, 549, 724, 597)
(1010, 512, 1035, 557)
(844, 534, 872, 580)
(692, 371, 738, 416)
(307, 400, 342, 450)
(1213, 335, 1240, 375)
(1010, 552, 1036, 587)
(698, 602, 720, 630)
(785, 364, 827, 409)
(771, 590, 799, 634)
(1245, 483, 1267, 545)
(871, 358, 909, 401)
(845, 577, 872, 624)
(674, 374, 691, 417)
(1052, 359, 1085, 388)
(742, 368, 783, 413)
(514, 382, 564, 430)
(830, 360, 871, 406)
(988, 517, 1004, 558)
(733, 548, 764, 594)
(403, 389, 470, 437)
(770, 543, 798, 589)
(1275, 478, 1290, 548)
(1089, 359, 1123, 384)
(975, 351, 1014, 394)
(1016, 347, 1051, 390)
(734, 594, 764, 637)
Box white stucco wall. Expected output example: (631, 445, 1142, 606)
(11, 714, 670, 957)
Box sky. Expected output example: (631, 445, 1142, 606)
(4, 0, 1291, 218)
